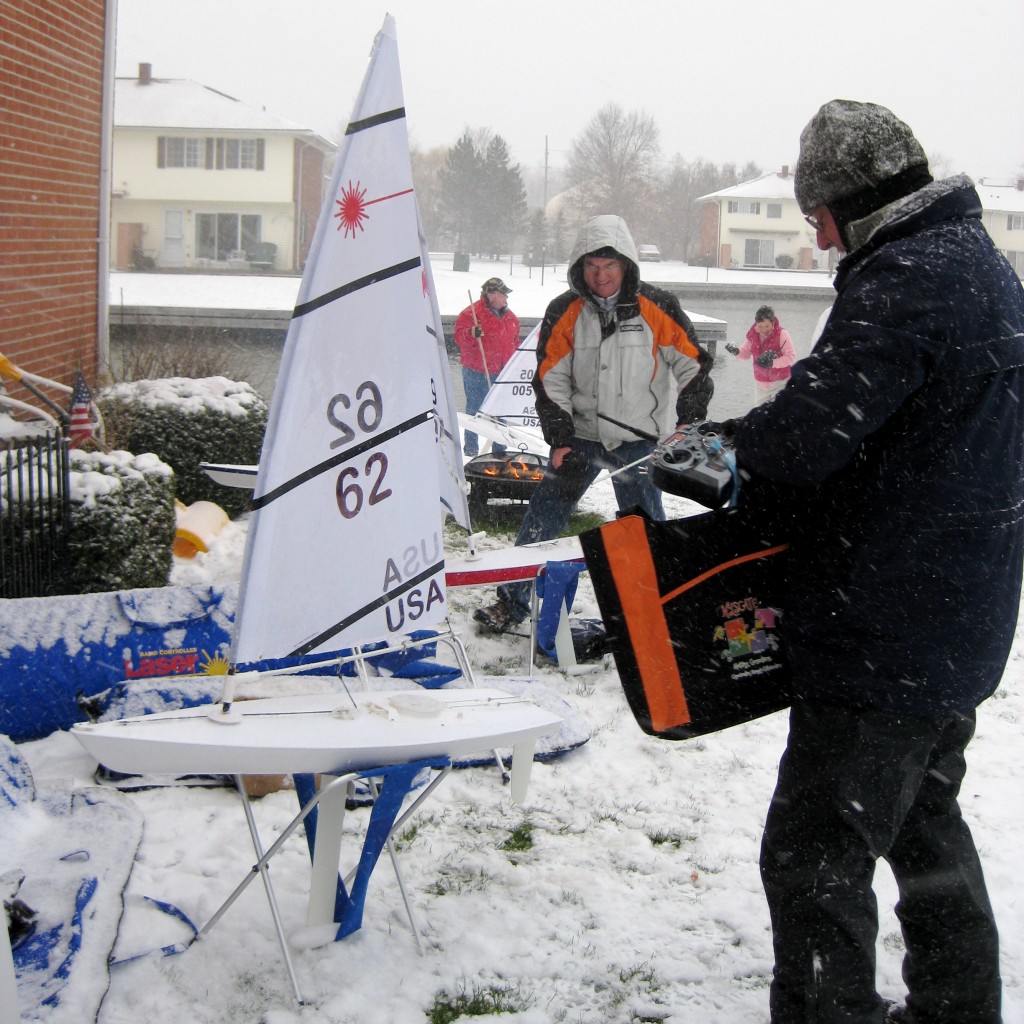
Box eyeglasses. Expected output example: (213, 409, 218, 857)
(805, 214, 826, 232)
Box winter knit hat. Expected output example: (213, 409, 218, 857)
(794, 100, 932, 222)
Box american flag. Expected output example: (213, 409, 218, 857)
(68, 371, 94, 447)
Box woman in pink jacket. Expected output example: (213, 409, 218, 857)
(725, 304, 796, 405)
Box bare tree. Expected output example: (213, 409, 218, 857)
(411, 144, 449, 247)
(565, 104, 660, 228)
(649, 156, 764, 261)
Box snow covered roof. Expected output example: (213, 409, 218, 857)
(976, 179, 1024, 214)
(696, 170, 798, 203)
(698, 169, 1024, 215)
(114, 74, 334, 150)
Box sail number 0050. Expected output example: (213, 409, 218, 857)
(328, 381, 392, 519)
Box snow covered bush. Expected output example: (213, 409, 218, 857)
(97, 376, 267, 519)
(62, 449, 175, 592)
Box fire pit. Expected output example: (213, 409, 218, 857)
(465, 451, 548, 514)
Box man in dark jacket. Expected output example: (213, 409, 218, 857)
(732, 100, 1024, 1024)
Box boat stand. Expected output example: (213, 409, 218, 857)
(196, 759, 451, 1006)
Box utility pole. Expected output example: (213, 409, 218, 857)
(541, 136, 549, 286)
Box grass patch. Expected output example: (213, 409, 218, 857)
(647, 830, 683, 849)
(500, 821, 535, 853)
(451, 507, 606, 543)
(427, 980, 532, 1023)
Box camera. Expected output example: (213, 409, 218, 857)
(650, 421, 736, 509)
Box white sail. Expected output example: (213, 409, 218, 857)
(232, 16, 463, 666)
(477, 322, 542, 429)
(418, 205, 471, 530)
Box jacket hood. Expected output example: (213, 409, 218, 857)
(843, 174, 976, 254)
(567, 215, 640, 299)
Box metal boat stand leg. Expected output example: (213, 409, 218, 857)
(530, 575, 540, 673)
(196, 773, 358, 1006)
(343, 764, 452, 953)
(234, 775, 303, 1003)
(368, 776, 423, 954)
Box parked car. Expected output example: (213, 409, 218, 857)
(637, 244, 662, 262)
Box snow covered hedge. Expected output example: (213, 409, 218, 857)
(97, 376, 267, 519)
(62, 449, 176, 592)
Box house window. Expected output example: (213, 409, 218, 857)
(1008, 215, 1024, 231)
(158, 136, 265, 170)
(767, 203, 782, 219)
(1005, 251, 1024, 276)
(728, 200, 761, 214)
(158, 137, 202, 168)
(744, 238, 775, 267)
(196, 213, 262, 260)
(216, 138, 263, 169)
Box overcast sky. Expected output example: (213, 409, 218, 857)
(116, 0, 1024, 185)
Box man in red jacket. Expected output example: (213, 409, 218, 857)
(454, 277, 521, 455)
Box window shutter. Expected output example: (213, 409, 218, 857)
(205, 138, 214, 169)
(216, 138, 224, 169)
(256, 138, 265, 171)
(157, 137, 166, 168)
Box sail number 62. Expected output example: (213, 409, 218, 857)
(336, 452, 391, 519)
(328, 381, 391, 518)
(327, 381, 384, 447)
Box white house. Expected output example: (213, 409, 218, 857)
(975, 179, 1024, 278)
(698, 168, 1024, 278)
(696, 168, 821, 272)
(111, 63, 335, 273)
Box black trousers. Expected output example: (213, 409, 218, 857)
(760, 700, 1001, 1024)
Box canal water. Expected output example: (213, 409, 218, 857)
(689, 292, 831, 421)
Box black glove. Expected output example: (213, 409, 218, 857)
(701, 419, 738, 440)
(755, 350, 778, 368)
(470, 325, 483, 339)
(724, 343, 739, 356)
(556, 448, 591, 503)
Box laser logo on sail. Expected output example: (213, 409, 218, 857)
(333, 179, 415, 238)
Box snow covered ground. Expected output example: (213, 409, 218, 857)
(17, 467, 1024, 1024)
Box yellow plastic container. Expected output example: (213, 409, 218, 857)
(173, 500, 229, 559)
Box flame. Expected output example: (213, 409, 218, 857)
(469, 454, 546, 485)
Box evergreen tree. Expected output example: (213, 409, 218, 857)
(438, 130, 527, 257)
(550, 210, 567, 263)
(438, 130, 484, 251)
(525, 209, 548, 266)
(481, 134, 527, 259)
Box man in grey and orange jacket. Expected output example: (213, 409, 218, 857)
(474, 214, 713, 633)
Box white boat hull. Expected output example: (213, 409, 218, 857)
(199, 462, 259, 489)
(71, 687, 562, 777)
(445, 537, 583, 586)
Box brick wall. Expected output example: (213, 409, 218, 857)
(0, 0, 108, 393)
(697, 202, 720, 266)
(294, 139, 327, 272)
